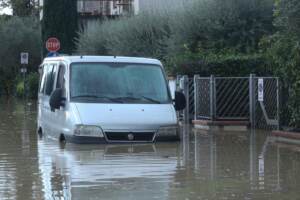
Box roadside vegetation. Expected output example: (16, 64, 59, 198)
(0, 16, 41, 97)
(0, 0, 77, 98)
(77, 0, 274, 76)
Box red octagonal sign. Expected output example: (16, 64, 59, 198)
(46, 37, 60, 52)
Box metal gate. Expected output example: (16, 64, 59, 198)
(252, 77, 280, 130)
(178, 74, 280, 130)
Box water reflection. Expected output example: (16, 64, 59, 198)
(1, 100, 300, 199)
(38, 139, 180, 200)
(0, 99, 43, 200)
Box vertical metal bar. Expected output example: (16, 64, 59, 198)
(210, 134, 214, 180)
(182, 124, 190, 166)
(276, 78, 280, 130)
(213, 76, 217, 119)
(210, 75, 215, 120)
(249, 74, 253, 127)
(183, 75, 189, 124)
(194, 75, 200, 120)
(276, 146, 281, 190)
(249, 74, 256, 129)
(176, 75, 182, 121)
(249, 128, 257, 185)
(194, 131, 200, 170)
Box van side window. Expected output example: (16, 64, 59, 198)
(56, 64, 66, 89)
(39, 64, 47, 94)
(45, 64, 57, 96)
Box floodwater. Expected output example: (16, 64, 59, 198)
(0, 99, 300, 200)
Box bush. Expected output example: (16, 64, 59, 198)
(27, 72, 39, 99)
(77, 11, 171, 59)
(165, 48, 269, 76)
(262, 0, 300, 128)
(15, 72, 39, 99)
(16, 80, 24, 98)
(0, 16, 41, 96)
(76, 0, 273, 68)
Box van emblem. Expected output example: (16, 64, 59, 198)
(128, 133, 134, 141)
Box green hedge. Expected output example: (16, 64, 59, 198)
(15, 72, 39, 99)
(165, 48, 270, 76)
(0, 16, 41, 97)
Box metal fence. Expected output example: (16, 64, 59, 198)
(194, 76, 250, 121)
(177, 74, 280, 130)
(253, 77, 280, 130)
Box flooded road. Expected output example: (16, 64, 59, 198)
(0, 99, 300, 200)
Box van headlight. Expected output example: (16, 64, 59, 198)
(156, 125, 179, 137)
(74, 125, 104, 138)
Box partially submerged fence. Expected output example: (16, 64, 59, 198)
(177, 74, 280, 130)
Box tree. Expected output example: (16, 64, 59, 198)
(263, 0, 300, 128)
(42, 0, 78, 55)
(0, 0, 38, 16)
(0, 17, 41, 96)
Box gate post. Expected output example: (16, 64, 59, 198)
(276, 78, 280, 130)
(210, 75, 216, 120)
(183, 75, 190, 124)
(249, 74, 256, 129)
(194, 75, 200, 120)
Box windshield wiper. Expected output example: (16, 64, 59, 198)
(72, 95, 99, 98)
(72, 95, 123, 103)
(138, 96, 162, 104)
(114, 96, 161, 104)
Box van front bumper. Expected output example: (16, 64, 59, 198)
(65, 135, 180, 144)
(66, 125, 180, 144)
(65, 135, 107, 144)
(65, 130, 179, 144)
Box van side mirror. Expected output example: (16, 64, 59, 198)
(174, 91, 186, 111)
(49, 88, 65, 112)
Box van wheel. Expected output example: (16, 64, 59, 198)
(59, 134, 66, 143)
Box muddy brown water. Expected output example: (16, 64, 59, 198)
(0, 99, 299, 200)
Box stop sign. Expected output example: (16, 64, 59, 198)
(46, 37, 60, 52)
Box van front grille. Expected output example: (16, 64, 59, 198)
(105, 132, 155, 142)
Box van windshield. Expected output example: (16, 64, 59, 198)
(70, 63, 171, 104)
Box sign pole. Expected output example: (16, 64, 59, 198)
(23, 64, 26, 100)
(20, 52, 29, 100)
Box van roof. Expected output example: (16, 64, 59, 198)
(43, 56, 162, 65)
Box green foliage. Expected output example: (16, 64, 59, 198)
(0, 16, 41, 96)
(0, 0, 38, 16)
(262, 0, 300, 128)
(42, 0, 78, 55)
(165, 0, 274, 75)
(26, 72, 39, 98)
(165, 48, 269, 76)
(77, 0, 273, 74)
(77, 11, 171, 59)
(16, 79, 24, 97)
(15, 72, 39, 98)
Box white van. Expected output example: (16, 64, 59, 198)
(37, 56, 186, 143)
